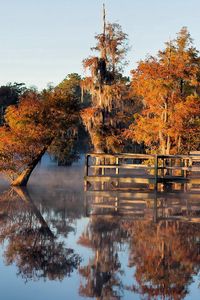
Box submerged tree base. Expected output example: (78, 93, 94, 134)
(11, 167, 34, 186)
(11, 147, 48, 186)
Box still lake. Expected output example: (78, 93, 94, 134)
(0, 155, 200, 300)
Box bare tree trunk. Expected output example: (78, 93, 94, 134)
(11, 146, 48, 186)
(166, 135, 171, 155)
(164, 101, 168, 123)
(159, 130, 166, 154)
(177, 136, 181, 153)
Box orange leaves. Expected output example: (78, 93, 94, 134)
(80, 77, 93, 91)
(125, 220, 200, 299)
(81, 107, 98, 122)
(83, 56, 98, 71)
(105, 134, 123, 153)
(0, 86, 80, 180)
(127, 28, 200, 154)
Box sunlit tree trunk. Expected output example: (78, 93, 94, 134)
(159, 131, 171, 155)
(11, 146, 48, 186)
(166, 135, 171, 155)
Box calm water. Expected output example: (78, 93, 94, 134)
(0, 155, 200, 300)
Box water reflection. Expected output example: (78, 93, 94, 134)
(82, 189, 200, 299)
(0, 160, 200, 299)
(0, 187, 82, 282)
(78, 216, 126, 298)
(125, 219, 200, 299)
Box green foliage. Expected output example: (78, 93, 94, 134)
(57, 73, 81, 99)
(0, 82, 26, 124)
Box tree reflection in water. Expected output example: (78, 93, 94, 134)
(1, 185, 200, 299)
(80, 193, 200, 299)
(0, 188, 81, 282)
(78, 216, 127, 299)
(124, 219, 200, 299)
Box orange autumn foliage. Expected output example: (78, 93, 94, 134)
(0, 89, 80, 184)
(126, 27, 200, 154)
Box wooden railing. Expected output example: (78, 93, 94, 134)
(84, 153, 200, 191)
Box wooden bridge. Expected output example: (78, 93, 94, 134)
(84, 153, 200, 192)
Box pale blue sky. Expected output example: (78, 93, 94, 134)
(0, 0, 199, 89)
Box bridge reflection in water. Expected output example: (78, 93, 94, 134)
(81, 183, 200, 299)
(85, 187, 200, 222)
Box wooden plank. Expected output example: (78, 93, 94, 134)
(85, 191, 156, 199)
(85, 175, 156, 184)
(85, 190, 200, 198)
(87, 153, 200, 160)
(91, 204, 146, 211)
(90, 164, 155, 169)
(88, 153, 154, 159)
(118, 210, 144, 214)
(157, 155, 191, 159)
(158, 166, 192, 171)
(85, 174, 155, 179)
(91, 199, 148, 204)
(191, 167, 200, 171)
(119, 199, 150, 204)
(85, 175, 190, 181)
(92, 204, 118, 209)
(190, 178, 200, 184)
(92, 201, 147, 207)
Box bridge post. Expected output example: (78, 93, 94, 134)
(84, 154, 89, 191)
(116, 156, 119, 175)
(154, 154, 158, 190)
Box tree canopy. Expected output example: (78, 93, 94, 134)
(125, 27, 200, 154)
(81, 11, 137, 153)
(0, 77, 80, 186)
